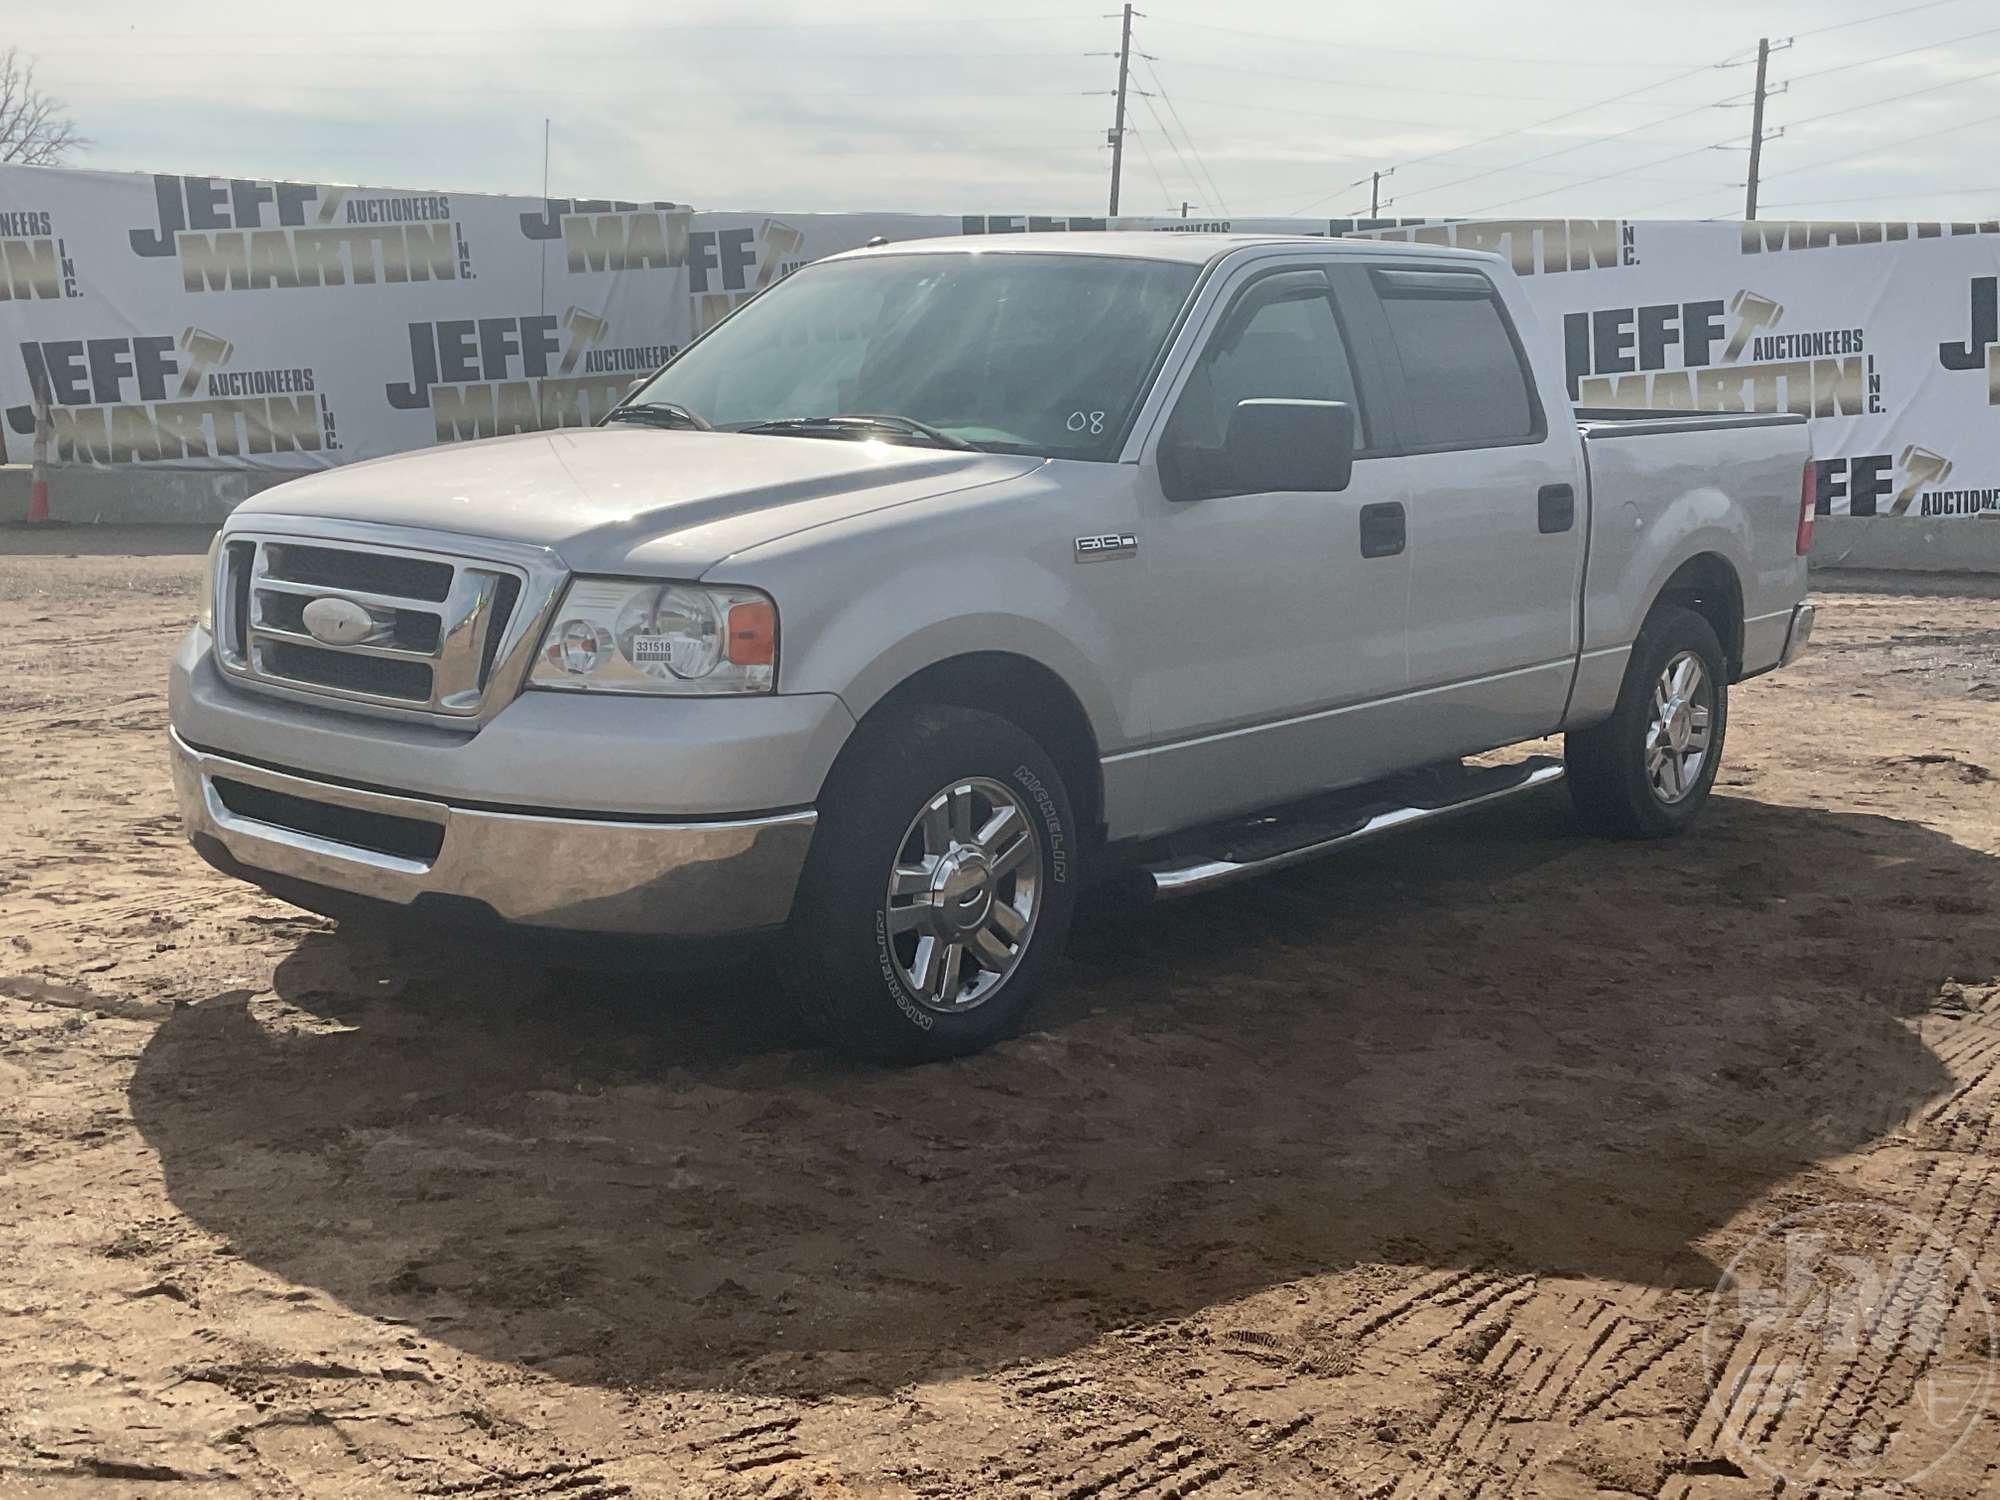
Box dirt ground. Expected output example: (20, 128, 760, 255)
(2, 533, 1998, 1498)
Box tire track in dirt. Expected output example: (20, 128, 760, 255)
(978, 1358, 1243, 1499)
(676, 1407, 822, 1498)
(1382, 1285, 1716, 1500)
(1687, 983, 2000, 1491)
(420, 1460, 632, 1498)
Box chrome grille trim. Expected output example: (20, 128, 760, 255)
(210, 517, 568, 727)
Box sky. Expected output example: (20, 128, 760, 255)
(10, 0, 2000, 220)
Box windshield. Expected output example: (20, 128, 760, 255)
(624, 252, 1202, 459)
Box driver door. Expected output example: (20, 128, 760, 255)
(1124, 261, 1413, 837)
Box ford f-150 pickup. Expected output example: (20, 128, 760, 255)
(169, 232, 1817, 1059)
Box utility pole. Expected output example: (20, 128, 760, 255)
(1745, 37, 1770, 221)
(1181, 200, 1193, 219)
(1107, 4, 1134, 217)
(1370, 171, 1383, 218)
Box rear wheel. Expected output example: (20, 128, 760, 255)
(1566, 604, 1729, 839)
(782, 704, 1078, 1061)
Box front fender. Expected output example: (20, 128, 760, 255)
(708, 471, 1147, 764)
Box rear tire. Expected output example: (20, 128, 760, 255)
(782, 704, 1078, 1062)
(1565, 604, 1729, 839)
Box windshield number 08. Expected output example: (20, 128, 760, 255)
(1066, 410, 1107, 435)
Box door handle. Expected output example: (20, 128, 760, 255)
(1359, 501, 1406, 558)
(1538, 483, 1576, 534)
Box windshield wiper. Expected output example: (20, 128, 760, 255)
(736, 413, 980, 451)
(604, 400, 712, 431)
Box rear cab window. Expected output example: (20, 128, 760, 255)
(1367, 266, 1546, 452)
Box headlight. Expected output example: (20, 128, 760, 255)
(530, 579, 777, 695)
(197, 531, 222, 632)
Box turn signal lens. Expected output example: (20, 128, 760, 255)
(725, 600, 777, 666)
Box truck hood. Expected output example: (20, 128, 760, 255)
(235, 428, 1044, 576)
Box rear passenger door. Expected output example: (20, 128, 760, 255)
(1352, 263, 1586, 753)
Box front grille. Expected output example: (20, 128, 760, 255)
(256, 589, 443, 654)
(262, 640, 435, 701)
(211, 777, 446, 863)
(215, 531, 535, 718)
(263, 542, 454, 601)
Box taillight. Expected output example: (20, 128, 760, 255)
(1797, 460, 1817, 555)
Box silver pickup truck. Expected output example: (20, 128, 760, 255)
(169, 233, 1816, 1059)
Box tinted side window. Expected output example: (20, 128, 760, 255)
(1374, 273, 1539, 448)
(1170, 268, 1367, 450)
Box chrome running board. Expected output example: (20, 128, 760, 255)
(1144, 758, 1566, 899)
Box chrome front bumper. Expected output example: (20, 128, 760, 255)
(1779, 600, 1817, 667)
(169, 729, 816, 937)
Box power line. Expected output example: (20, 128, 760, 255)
(1141, 54, 1584, 104)
(62, 72, 1107, 113)
(1624, 30, 2000, 214)
(1288, 52, 1745, 213)
(13, 14, 1097, 40)
(1393, 90, 1747, 210)
(1621, 179, 1748, 215)
(1761, 185, 2000, 208)
(1158, 93, 1534, 131)
(1141, 15, 1719, 69)
(1784, 22, 2000, 83)
(1135, 90, 1207, 209)
(1140, 55, 1230, 214)
(1779, 59, 2000, 132)
(1792, 0, 1971, 41)
(1457, 137, 1740, 216)
(1127, 126, 1180, 214)
(1528, 45, 2000, 215)
(1761, 105, 2000, 183)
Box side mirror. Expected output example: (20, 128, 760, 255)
(1222, 399, 1354, 495)
(1160, 398, 1355, 500)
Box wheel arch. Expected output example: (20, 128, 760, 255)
(1651, 551, 1745, 679)
(852, 651, 1107, 845)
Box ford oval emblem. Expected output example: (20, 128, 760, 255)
(300, 596, 374, 646)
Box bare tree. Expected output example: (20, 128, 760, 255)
(0, 48, 84, 166)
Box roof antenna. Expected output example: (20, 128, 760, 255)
(865, 235, 890, 247)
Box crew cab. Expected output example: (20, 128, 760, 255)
(169, 233, 1817, 1059)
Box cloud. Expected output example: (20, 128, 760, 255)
(16, 0, 2000, 219)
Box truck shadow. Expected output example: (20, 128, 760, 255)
(128, 792, 1994, 1397)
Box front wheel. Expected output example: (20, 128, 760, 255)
(1565, 604, 1730, 839)
(781, 704, 1078, 1062)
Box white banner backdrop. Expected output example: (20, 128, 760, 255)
(3, 164, 1999, 525)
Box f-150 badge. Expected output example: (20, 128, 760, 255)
(1074, 533, 1137, 563)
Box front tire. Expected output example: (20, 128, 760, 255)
(782, 704, 1078, 1062)
(1565, 604, 1729, 839)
